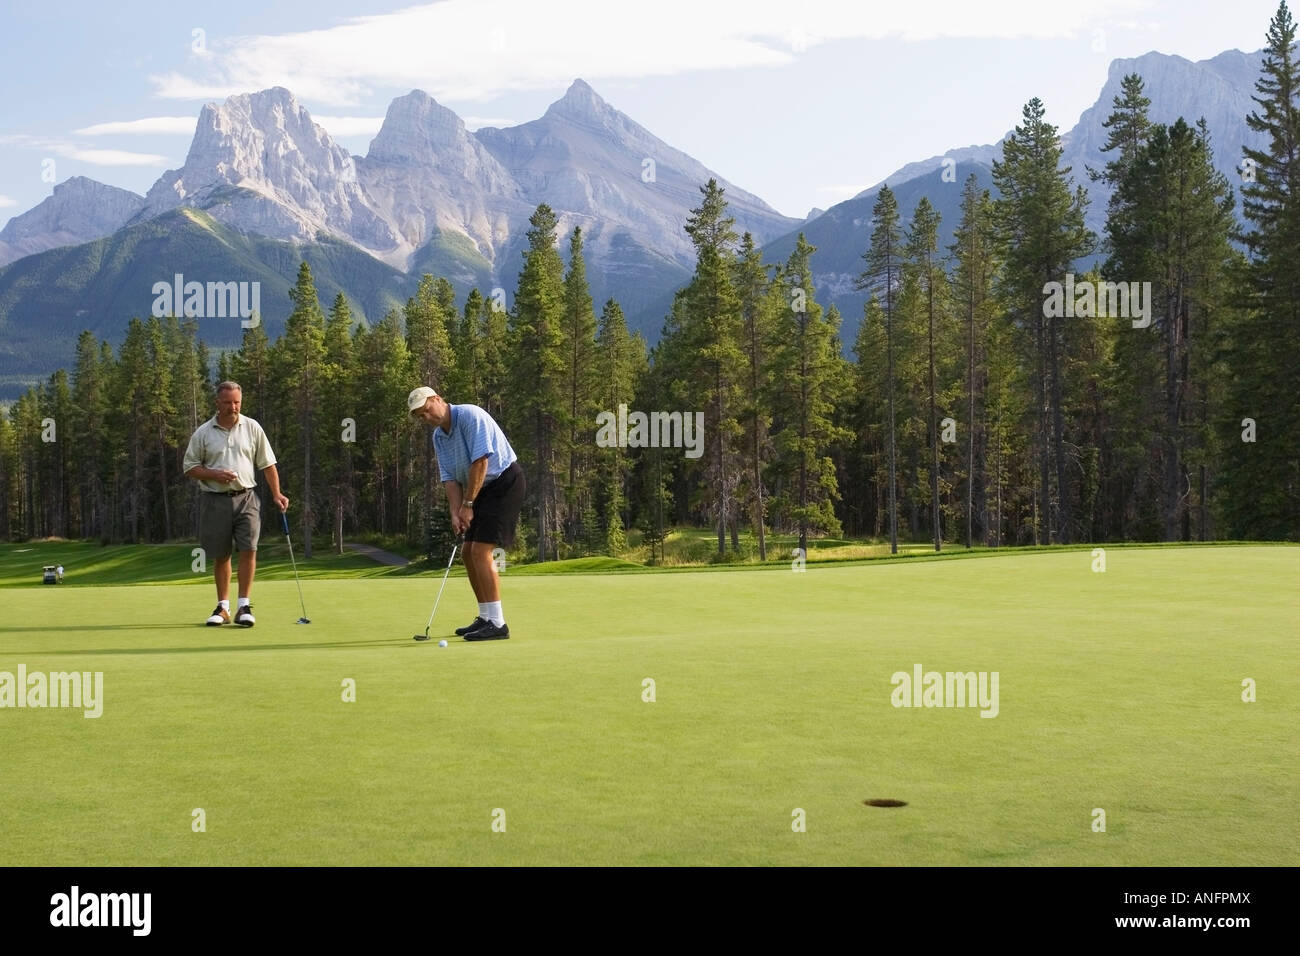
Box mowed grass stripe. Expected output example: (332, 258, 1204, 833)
(0, 546, 1295, 865)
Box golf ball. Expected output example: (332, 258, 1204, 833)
(438, 640, 448, 648)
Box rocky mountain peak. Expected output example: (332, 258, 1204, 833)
(545, 78, 613, 125)
(1, 176, 143, 240)
(367, 90, 470, 164)
(138, 87, 399, 258)
(0, 176, 146, 266)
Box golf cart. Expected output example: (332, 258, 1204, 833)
(43, 565, 64, 585)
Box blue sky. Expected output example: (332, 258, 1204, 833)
(0, 0, 1286, 222)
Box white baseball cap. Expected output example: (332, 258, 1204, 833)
(407, 386, 438, 414)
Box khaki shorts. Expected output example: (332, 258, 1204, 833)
(199, 489, 262, 559)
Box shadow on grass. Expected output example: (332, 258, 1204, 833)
(0, 638, 410, 655)
(0, 624, 219, 632)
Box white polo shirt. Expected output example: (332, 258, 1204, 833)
(182, 414, 278, 493)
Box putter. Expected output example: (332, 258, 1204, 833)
(280, 510, 311, 624)
(414, 535, 462, 641)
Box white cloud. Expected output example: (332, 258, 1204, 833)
(147, 74, 249, 102)
(0, 195, 17, 208)
(56, 147, 171, 166)
(74, 117, 197, 136)
(0, 134, 169, 167)
(148, 0, 1153, 105)
(312, 115, 385, 137)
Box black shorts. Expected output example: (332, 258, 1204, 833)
(467, 461, 526, 548)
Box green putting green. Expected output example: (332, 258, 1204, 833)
(0, 545, 1295, 865)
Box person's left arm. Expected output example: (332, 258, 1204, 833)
(263, 463, 289, 513)
(458, 456, 489, 524)
(253, 422, 289, 512)
(458, 409, 499, 524)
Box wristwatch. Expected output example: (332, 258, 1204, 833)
(462, 500, 475, 508)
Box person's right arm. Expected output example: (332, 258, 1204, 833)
(434, 429, 468, 534)
(187, 465, 239, 482)
(182, 430, 237, 483)
(445, 479, 467, 534)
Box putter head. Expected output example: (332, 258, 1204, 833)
(297, 617, 311, 624)
(413, 633, 430, 642)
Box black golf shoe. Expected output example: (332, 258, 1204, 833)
(455, 616, 489, 636)
(234, 605, 255, 627)
(464, 620, 509, 641)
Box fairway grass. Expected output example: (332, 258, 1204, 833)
(1, 546, 1296, 866)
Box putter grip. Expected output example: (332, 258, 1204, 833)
(280, 511, 290, 535)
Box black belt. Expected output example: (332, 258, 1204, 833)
(206, 488, 253, 497)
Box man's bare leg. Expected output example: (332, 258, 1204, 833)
(466, 541, 500, 602)
(214, 555, 232, 602)
(460, 539, 506, 637)
(463, 540, 484, 601)
(237, 550, 256, 599)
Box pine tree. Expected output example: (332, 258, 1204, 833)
(893, 267, 929, 540)
(632, 304, 687, 553)
(1096, 76, 1157, 540)
(1108, 118, 1237, 540)
(905, 198, 947, 550)
(71, 331, 111, 539)
(39, 370, 73, 537)
(229, 324, 272, 421)
(279, 261, 328, 558)
(1090, 73, 1152, 200)
(0, 414, 15, 539)
(949, 176, 998, 547)
(406, 274, 457, 388)
(404, 274, 457, 554)
(983, 300, 1029, 544)
(1224, 1, 1300, 538)
(479, 288, 510, 421)
(9, 390, 41, 538)
(992, 98, 1094, 544)
(354, 310, 411, 535)
(114, 319, 151, 543)
(734, 232, 776, 558)
(848, 297, 888, 538)
(454, 289, 486, 401)
(510, 205, 568, 561)
(561, 227, 600, 550)
(856, 186, 904, 553)
(681, 179, 744, 555)
(766, 235, 848, 552)
(323, 293, 358, 553)
(143, 318, 177, 540)
(594, 298, 644, 554)
(164, 318, 207, 541)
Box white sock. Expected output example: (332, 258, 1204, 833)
(237, 597, 250, 608)
(478, 602, 490, 620)
(219, 600, 230, 610)
(485, 601, 504, 626)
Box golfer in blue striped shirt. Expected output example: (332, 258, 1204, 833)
(408, 386, 526, 640)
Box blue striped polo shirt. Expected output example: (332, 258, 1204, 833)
(432, 404, 517, 487)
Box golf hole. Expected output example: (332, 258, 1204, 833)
(863, 799, 908, 808)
